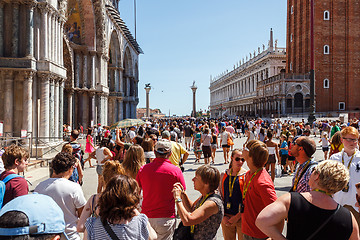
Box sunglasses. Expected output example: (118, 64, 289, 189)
(235, 157, 245, 162)
(343, 137, 358, 143)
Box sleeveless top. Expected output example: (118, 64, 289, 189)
(192, 194, 224, 240)
(96, 147, 106, 166)
(221, 172, 244, 215)
(287, 192, 352, 240)
(212, 135, 217, 144)
(85, 214, 149, 240)
(267, 146, 276, 155)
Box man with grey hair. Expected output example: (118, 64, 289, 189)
(136, 139, 186, 240)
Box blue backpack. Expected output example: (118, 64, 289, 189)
(0, 174, 21, 208)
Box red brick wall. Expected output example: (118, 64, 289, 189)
(286, 0, 360, 112)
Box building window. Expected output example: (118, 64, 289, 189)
(290, 33, 293, 42)
(291, 5, 294, 14)
(324, 11, 330, 20)
(290, 62, 293, 71)
(339, 102, 345, 110)
(323, 79, 329, 88)
(324, 45, 330, 54)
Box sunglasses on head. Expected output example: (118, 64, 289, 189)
(235, 157, 245, 162)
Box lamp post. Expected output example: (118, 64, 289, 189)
(191, 81, 197, 118)
(144, 83, 151, 118)
(308, 0, 316, 124)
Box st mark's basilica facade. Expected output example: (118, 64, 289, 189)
(0, 0, 141, 138)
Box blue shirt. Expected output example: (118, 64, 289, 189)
(280, 141, 288, 155)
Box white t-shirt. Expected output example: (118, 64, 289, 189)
(34, 178, 87, 240)
(330, 150, 360, 212)
(220, 132, 230, 145)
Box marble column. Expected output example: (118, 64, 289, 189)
(90, 52, 96, 88)
(67, 89, 73, 127)
(60, 21, 64, 65)
(39, 74, 50, 138)
(97, 94, 103, 125)
(49, 78, 55, 138)
(4, 72, 14, 133)
(54, 80, 59, 138)
(51, 13, 55, 62)
(82, 92, 88, 128)
(75, 52, 80, 87)
(22, 72, 34, 133)
(89, 92, 96, 125)
(108, 97, 114, 124)
(292, 99, 295, 113)
(39, 7, 48, 60)
(0, 3, 4, 56)
(83, 54, 88, 88)
(26, 3, 35, 57)
(59, 80, 64, 137)
(12, 3, 19, 57)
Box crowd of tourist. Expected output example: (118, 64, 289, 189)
(0, 117, 360, 239)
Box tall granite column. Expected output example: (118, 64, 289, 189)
(22, 71, 34, 133)
(59, 80, 64, 137)
(39, 73, 50, 138)
(90, 51, 96, 88)
(0, 3, 4, 56)
(12, 3, 19, 57)
(4, 71, 14, 133)
(26, 3, 35, 57)
(83, 53, 88, 88)
(54, 79, 60, 138)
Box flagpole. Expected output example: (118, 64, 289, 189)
(134, 0, 137, 40)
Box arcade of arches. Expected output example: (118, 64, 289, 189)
(0, 0, 141, 138)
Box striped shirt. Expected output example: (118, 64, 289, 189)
(85, 214, 149, 240)
(291, 159, 317, 192)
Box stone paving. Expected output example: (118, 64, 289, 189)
(25, 133, 326, 239)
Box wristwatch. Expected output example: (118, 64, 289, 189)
(175, 198, 182, 203)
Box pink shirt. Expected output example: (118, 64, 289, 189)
(136, 158, 186, 218)
(242, 168, 277, 238)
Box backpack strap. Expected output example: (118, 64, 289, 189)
(2, 174, 22, 184)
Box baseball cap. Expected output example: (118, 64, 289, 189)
(155, 139, 172, 154)
(0, 193, 68, 238)
(162, 130, 170, 138)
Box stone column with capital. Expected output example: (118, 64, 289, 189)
(191, 83, 197, 118)
(39, 73, 50, 138)
(4, 72, 14, 133)
(22, 71, 34, 133)
(82, 91, 88, 128)
(89, 91, 96, 125)
(144, 85, 151, 118)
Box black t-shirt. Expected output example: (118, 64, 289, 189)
(287, 192, 352, 240)
(184, 125, 193, 137)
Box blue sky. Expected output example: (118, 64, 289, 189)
(119, 0, 287, 116)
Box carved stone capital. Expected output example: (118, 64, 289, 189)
(37, 72, 51, 82)
(65, 88, 75, 95)
(37, 2, 49, 14)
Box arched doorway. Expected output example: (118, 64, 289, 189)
(294, 93, 303, 113)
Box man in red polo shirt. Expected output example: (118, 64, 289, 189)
(136, 139, 186, 240)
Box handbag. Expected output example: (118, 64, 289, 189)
(178, 143, 185, 172)
(173, 221, 193, 240)
(227, 137, 234, 146)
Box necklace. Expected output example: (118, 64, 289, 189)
(313, 188, 332, 197)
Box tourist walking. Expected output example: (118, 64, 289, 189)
(220, 126, 232, 164)
(84, 128, 95, 168)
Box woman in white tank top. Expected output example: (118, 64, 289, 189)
(88, 138, 113, 193)
(265, 131, 280, 182)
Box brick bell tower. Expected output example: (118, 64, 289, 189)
(286, 0, 360, 113)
